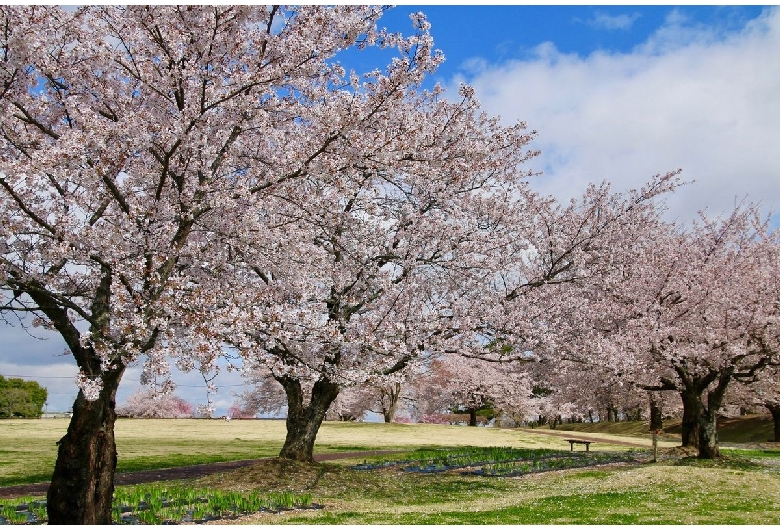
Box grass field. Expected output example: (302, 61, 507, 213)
(0, 417, 678, 488)
(1, 416, 779, 524)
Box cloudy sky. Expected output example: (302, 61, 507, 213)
(2, 5, 778, 415)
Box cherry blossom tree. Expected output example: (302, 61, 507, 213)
(753, 368, 780, 442)
(195, 45, 541, 459)
(728, 364, 780, 442)
(421, 353, 533, 426)
(403, 358, 459, 422)
(0, 5, 451, 522)
(232, 370, 288, 419)
(584, 204, 780, 458)
(116, 388, 193, 418)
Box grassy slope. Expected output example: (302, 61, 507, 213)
(198, 454, 780, 525)
(538, 413, 775, 444)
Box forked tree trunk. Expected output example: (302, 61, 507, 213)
(676, 365, 731, 459)
(47, 365, 124, 524)
(276, 375, 339, 462)
(381, 382, 401, 423)
(766, 403, 780, 442)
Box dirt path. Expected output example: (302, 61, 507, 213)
(0, 450, 399, 500)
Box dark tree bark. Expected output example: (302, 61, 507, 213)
(467, 407, 477, 427)
(766, 403, 780, 443)
(675, 365, 733, 458)
(649, 392, 664, 431)
(47, 364, 125, 524)
(679, 387, 701, 448)
(24, 266, 132, 524)
(276, 375, 339, 462)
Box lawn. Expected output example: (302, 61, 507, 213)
(1, 417, 778, 524)
(0, 417, 672, 488)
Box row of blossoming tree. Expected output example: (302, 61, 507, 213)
(0, 6, 778, 525)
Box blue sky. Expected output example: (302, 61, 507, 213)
(3, 5, 779, 415)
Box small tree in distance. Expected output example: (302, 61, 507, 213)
(116, 388, 193, 419)
(0, 375, 48, 418)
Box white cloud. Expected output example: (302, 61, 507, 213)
(588, 11, 641, 31)
(453, 7, 780, 224)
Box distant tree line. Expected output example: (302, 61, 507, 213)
(0, 375, 47, 418)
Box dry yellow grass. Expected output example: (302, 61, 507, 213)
(0, 416, 714, 488)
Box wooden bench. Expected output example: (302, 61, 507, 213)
(565, 439, 592, 451)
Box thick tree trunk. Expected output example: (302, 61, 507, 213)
(766, 403, 780, 443)
(468, 407, 477, 427)
(679, 387, 701, 448)
(697, 408, 720, 458)
(676, 366, 731, 458)
(649, 392, 663, 431)
(47, 366, 124, 524)
(277, 376, 339, 462)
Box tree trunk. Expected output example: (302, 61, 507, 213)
(468, 407, 477, 427)
(381, 382, 401, 423)
(47, 365, 124, 525)
(676, 366, 731, 458)
(276, 376, 339, 462)
(649, 392, 663, 431)
(697, 408, 720, 458)
(766, 403, 780, 443)
(679, 387, 701, 448)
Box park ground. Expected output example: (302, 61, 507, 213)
(1, 415, 779, 524)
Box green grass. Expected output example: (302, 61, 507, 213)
(252, 461, 780, 525)
(2, 417, 780, 524)
(0, 418, 285, 487)
(721, 448, 780, 459)
(1, 484, 314, 524)
(2, 416, 637, 487)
